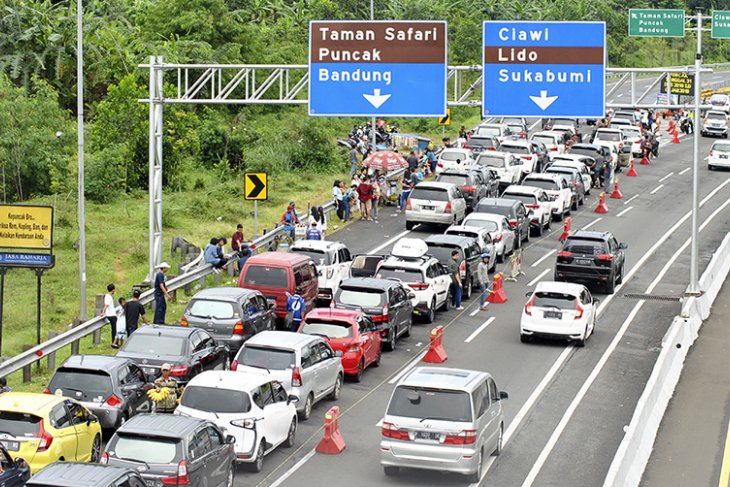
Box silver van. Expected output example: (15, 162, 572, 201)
(380, 367, 508, 482)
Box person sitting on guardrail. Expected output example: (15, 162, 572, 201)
(204, 238, 228, 271)
(281, 202, 299, 245)
(0, 377, 11, 395)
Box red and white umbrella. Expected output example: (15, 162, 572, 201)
(363, 151, 408, 172)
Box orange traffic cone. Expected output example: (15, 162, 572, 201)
(610, 178, 623, 199)
(594, 192, 608, 213)
(627, 159, 638, 177)
(671, 130, 681, 144)
(316, 407, 346, 454)
(487, 273, 508, 304)
(640, 153, 651, 165)
(559, 216, 572, 242)
(423, 326, 448, 363)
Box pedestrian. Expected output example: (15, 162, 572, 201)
(153, 262, 171, 324)
(125, 289, 149, 336)
(477, 253, 491, 311)
(309, 205, 326, 235)
(100, 284, 120, 348)
(371, 175, 381, 220)
(204, 238, 228, 270)
(603, 157, 614, 193)
(115, 297, 128, 348)
(344, 183, 356, 221)
(0, 377, 11, 394)
(152, 364, 180, 414)
(357, 177, 373, 221)
(425, 145, 438, 173)
(332, 180, 345, 221)
(306, 221, 323, 240)
(231, 224, 250, 275)
(286, 292, 306, 332)
(448, 250, 464, 310)
(406, 150, 419, 172)
(349, 145, 359, 177)
(398, 169, 412, 213)
(281, 202, 298, 245)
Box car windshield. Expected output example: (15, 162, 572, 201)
(476, 155, 505, 168)
(48, 369, 114, 401)
(0, 412, 41, 437)
(502, 193, 536, 205)
(440, 151, 468, 162)
(711, 95, 729, 104)
(243, 265, 288, 288)
(110, 434, 182, 464)
(239, 345, 296, 370)
(476, 126, 500, 136)
(524, 179, 558, 191)
(336, 288, 386, 307)
(410, 188, 449, 202)
(437, 174, 469, 186)
(377, 267, 424, 283)
(188, 300, 235, 320)
(463, 218, 498, 231)
(500, 145, 529, 155)
(180, 386, 251, 413)
(300, 320, 353, 339)
(596, 131, 621, 142)
(387, 386, 472, 422)
(426, 245, 461, 264)
(707, 112, 726, 120)
(122, 334, 186, 356)
(290, 249, 331, 266)
(564, 239, 608, 255)
(532, 135, 555, 145)
(533, 292, 578, 309)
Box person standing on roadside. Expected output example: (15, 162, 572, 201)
(114, 297, 128, 348)
(426, 145, 438, 174)
(477, 253, 491, 311)
(332, 181, 345, 221)
(306, 221, 323, 240)
(100, 284, 120, 348)
(371, 175, 381, 220)
(398, 169, 412, 213)
(357, 177, 373, 221)
(153, 262, 171, 324)
(231, 224, 250, 275)
(349, 146, 359, 177)
(448, 250, 464, 310)
(406, 150, 419, 172)
(125, 289, 149, 336)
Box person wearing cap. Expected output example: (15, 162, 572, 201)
(153, 262, 171, 324)
(153, 364, 179, 414)
(125, 288, 149, 336)
(477, 252, 492, 311)
(281, 203, 298, 245)
(306, 221, 323, 240)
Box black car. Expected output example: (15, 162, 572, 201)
(464, 135, 499, 154)
(117, 325, 229, 385)
(26, 462, 145, 487)
(47, 355, 152, 429)
(103, 414, 236, 487)
(555, 230, 627, 293)
(334, 278, 414, 352)
(424, 234, 482, 299)
(436, 170, 487, 211)
(475, 197, 531, 247)
(0, 444, 29, 486)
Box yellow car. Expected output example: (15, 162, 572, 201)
(0, 392, 101, 473)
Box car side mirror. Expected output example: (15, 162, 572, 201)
(334, 350, 343, 358)
(619, 243, 628, 249)
(87, 413, 99, 425)
(267, 299, 277, 310)
(288, 394, 299, 405)
(295, 287, 303, 295)
(226, 434, 236, 445)
(407, 292, 416, 300)
(499, 391, 509, 400)
(121, 384, 137, 395)
(14, 457, 28, 470)
(525, 291, 533, 298)
(593, 298, 601, 306)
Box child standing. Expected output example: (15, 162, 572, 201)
(115, 297, 128, 348)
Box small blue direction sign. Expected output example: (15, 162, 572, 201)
(0, 252, 54, 268)
(309, 20, 447, 117)
(482, 21, 606, 118)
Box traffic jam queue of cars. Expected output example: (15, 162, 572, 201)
(0, 116, 643, 486)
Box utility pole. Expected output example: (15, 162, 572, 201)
(370, 0, 376, 150)
(688, 9, 703, 295)
(77, 0, 87, 320)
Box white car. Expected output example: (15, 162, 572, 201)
(290, 240, 352, 303)
(436, 148, 474, 174)
(531, 131, 566, 154)
(375, 238, 452, 322)
(520, 281, 599, 347)
(445, 225, 497, 272)
(592, 128, 626, 155)
(701, 110, 729, 138)
(475, 151, 523, 186)
(462, 212, 516, 262)
(475, 123, 513, 142)
(708, 140, 730, 170)
(522, 173, 572, 221)
(405, 181, 467, 229)
(175, 371, 297, 472)
(548, 155, 594, 195)
(616, 125, 644, 156)
(498, 140, 537, 174)
(501, 185, 552, 236)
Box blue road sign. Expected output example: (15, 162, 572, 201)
(0, 252, 54, 268)
(482, 21, 606, 118)
(309, 21, 447, 117)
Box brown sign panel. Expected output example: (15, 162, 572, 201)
(484, 46, 604, 65)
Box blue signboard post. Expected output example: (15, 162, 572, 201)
(309, 20, 447, 117)
(482, 21, 606, 118)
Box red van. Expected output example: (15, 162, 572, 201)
(237, 252, 318, 326)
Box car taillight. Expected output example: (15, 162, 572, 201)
(170, 364, 189, 377)
(437, 162, 444, 168)
(464, 144, 471, 149)
(100, 451, 109, 465)
(596, 254, 613, 261)
(36, 419, 53, 452)
(406, 198, 412, 211)
(233, 321, 244, 335)
(557, 250, 572, 258)
(520, 155, 531, 160)
(372, 305, 389, 322)
(459, 260, 466, 279)
(524, 295, 535, 316)
(526, 204, 539, 209)
(382, 422, 411, 441)
(443, 430, 478, 445)
(493, 233, 502, 242)
(508, 219, 518, 228)
(550, 147, 558, 151)
(488, 147, 496, 151)
(463, 186, 475, 192)
(230, 359, 238, 371)
(444, 201, 452, 214)
(574, 302, 584, 320)
(162, 460, 190, 485)
(180, 315, 188, 327)
(409, 283, 429, 290)
(572, 179, 577, 189)
(348, 345, 361, 353)
(292, 367, 303, 387)
(105, 394, 123, 407)
(43, 388, 50, 394)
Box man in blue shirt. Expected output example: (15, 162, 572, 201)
(286, 293, 306, 331)
(306, 222, 323, 240)
(153, 262, 171, 324)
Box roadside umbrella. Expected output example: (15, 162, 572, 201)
(363, 151, 408, 172)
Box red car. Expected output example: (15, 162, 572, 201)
(297, 308, 382, 382)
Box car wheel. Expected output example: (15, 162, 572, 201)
(328, 374, 343, 400)
(353, 359, 365, 383)
(299, 393, 313, 420)
(425, 299, 436, 323)
(616, 264, 624, 284)
(463, 280, 472, 300)
(579, 195, 584, 206)
(575, 326, 588, 348)
(545, 216, 551, 231)
(520, 334, 530, 343)
(708, 164, 714, 170)
(492, 424, 504, 456)
(465, 448, 483, 483)
(405, 221, 414, 230)
(250, 440, 265, 472)
(284, 417, 297, 448)
(225, 466, 235, 487)
(384, 466, 400, 476)
(440, 291, 451, 311)
(572, 197, 578, 211)
(605, 274, 616, 294)
(385, 329, 396, 351)
(373, 346, 382, 367)
(553, 210, 563, 222)
(90, 434, 101, 463)
(533, 223, 543, 237)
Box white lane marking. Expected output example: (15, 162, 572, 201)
(269, 449, 317, 487)
(465, 317, 495, 343)
(531, 249, 556, 268)
(616, 93, 623, 97)
(659, 172, 674, 182)
(367, 229, 410, 255)
(528, 120, 542, 131)
(581, 217, 602, 230)
(469, 308, 480, 317)
(623, 194, 638, 205)
(617, 206, 633, 217)
(388, 350, 427, 384)
(650, 184, 664, 195)
(679, 167, 691, 175)
(528, 269, 551, 287)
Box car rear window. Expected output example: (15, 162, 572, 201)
(336, 287, 386, 307)
(476, 126, 500, 136)
(48, 368, 114, 402)
(437, 174, 469, 186)
(180, 385, 251, 413)
(712, 143, 730, 153)
(502, 193, 536, 205)
(0, 412, 41, 437)
(468, 137, 495, 148)
(290, 249, 331, 266)
(243, 265, 288, 288)
(570, 148, 597, 158)
(122, 334, 186, 356)
(532, 135, 555, 145)
(188, 300, 235, 320)
(500, 144, 529, 155)
(463, 218, 498, 232)
(533, 292, 578, 309)
(523, 179, 557, 191)
(376, 267, 424, 283)
(475, 203, 510, 217)
(300, 320, 353, 339)
(387, 386, 472, 422)
(238, 345, 296, 370)
(596, 131, 621, 142)
(476, 154, 505, 168)
(440, 151, 468, 162)
(410, 188, 449, 202)
(426, 244, 462, 264)
(108, 434, 182, 464)
(564, 239, 608, 255)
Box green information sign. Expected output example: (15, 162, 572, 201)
(629, 9, 685, 37)
(712, 11, 730, 39)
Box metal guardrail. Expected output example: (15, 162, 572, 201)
(0, 166, 408, 379)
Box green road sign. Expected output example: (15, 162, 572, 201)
(712, 11, 730, 39)
(629, 9, 685, 37)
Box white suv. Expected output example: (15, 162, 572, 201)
(498, 139, 537, 174)
(474, 151, 524, 186)
(375, 238, 452, 323)
(436, 148, 474, 174)
(501, 185, 552, 237)
(522, 173, 572, 221)
(289, 240, 352, 303)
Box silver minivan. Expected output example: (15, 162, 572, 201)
(380, 367, 508, 482)
(231, 331, 344, 420)
(405, 182, 467, 230)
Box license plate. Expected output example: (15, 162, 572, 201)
(543, 310, 563, 319)
(575, 259, 592, 265)
(145, 481, 157, 487)
(721, 154, 728, 159)
(421, 205, 434, 211)
(414, 431, 440, 441)
(0, 440, 19, 451)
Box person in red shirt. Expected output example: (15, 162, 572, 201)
(357, 178, 373, 221)
(231, 224, 251, 275)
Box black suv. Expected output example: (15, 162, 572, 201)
(334, 278, 415, 351)
(424, 234, 482, 299)
(436, 170, 487, 211)
(555, 231, 627, 293)
(27, 463, 145, 487)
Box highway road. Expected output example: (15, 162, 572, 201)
(223, 77, 730, 487)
